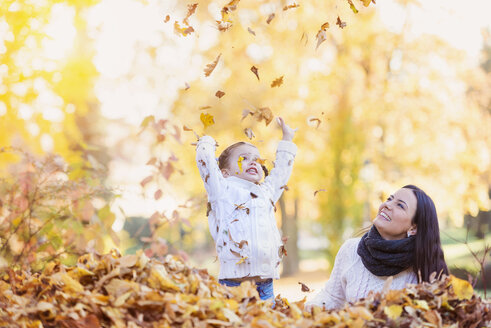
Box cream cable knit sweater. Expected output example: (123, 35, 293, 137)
(306, 238, 418, 310)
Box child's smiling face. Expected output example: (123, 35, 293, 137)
(221, 144, 263, 183)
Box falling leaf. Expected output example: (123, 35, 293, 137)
(199, 105, 212, 110)
(164, 15, 170, 23)
(237, 156, 244, 172)
(241, 109, 253, 121)
(184, 82, 190, 90)
(154, 189, 163, 200)
(146, 157, 157, 166)
(336, 16, 347, 29)
(253, 107, 274, 125)
(204, 53, 221, 77)
(200, 113, 215, 129)
(250, 192, 258, 198)
(300, 32, 308, 46)
(316, 22, 329, 50)
(140, 175, 153, 187)
(309, 117, 321, 128)
(384, 305, 402, 320)
(256, 158, 267, 165)
(279, 245, 287, 257)
(230, 249, 241, 257)
(247, 27, 256, 36)
(250, 66, 260, 80)
(283, 3, 300, 11)
(238, 240, 248, 249)
(183, 3, 198, 26)
(183, 126, 193, 131)
(314, 189, 326, 196)
(140, 115, 155, 128)
(361, 0, 372, 7)
(215, 90, 225, 98)
(347, 0, 359, 13)
(217, 21, 232, 31)
(298, 282, 310, 292)
(271, 76, 284, 88)
(280, 185, 289, 191)
(174, 21, 194, 36)
(266, 13, 275, 24)
(449, 275, 473, 300)
(244, 128, 255, 140)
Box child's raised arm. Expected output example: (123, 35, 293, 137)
(262, 117, 297, 202)
(196, 135, 226, 202)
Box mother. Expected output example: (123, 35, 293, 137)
(306, 185, 448, 310)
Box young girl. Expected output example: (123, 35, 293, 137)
(196, 117, 297, 301)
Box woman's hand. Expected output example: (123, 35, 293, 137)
(277, 117, 297, 141)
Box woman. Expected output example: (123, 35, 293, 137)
(306, 185, 448, 310)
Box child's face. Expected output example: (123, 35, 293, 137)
(222, 144, 263, 183)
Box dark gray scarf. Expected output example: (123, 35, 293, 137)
(357, 226, 415, 276)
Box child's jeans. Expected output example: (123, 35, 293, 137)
(219, 278, 274, 301)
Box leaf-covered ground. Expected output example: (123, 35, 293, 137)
(0, 250, 489, 328)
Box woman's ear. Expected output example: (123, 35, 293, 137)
(221, 168, 230, 177)
(407, 225, 417, 237)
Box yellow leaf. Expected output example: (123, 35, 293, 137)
(384, 304, 402, 320)
(238, 156, 244, 172)
(236, 256, 247, 264)
(200, 113, 215, 129)
(361, 0, 372, 7)
(449, 275, 473, 300)
(414, 299, 429, 310)
(347, 0, 359, 13)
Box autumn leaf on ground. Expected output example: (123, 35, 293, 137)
(298, 282, 311, 292)
(309, 117, 321, 128)
(271, 76, 284, 88)
(316, 22, 329, 50)
(253, 107, 274, 125)
(336, 16, 347, 29)
(215, 90, 225, 98)
(247, 27, 256, 36)
(250, 66, 260, 80)
(200, 113, 215, 129)
(266, 13, 275, 24)
(283, 3, 299, 11)
(347, 0, 359, 13)
(183, 3, 198, 26)
(204, 53, 221, 77)
(174, 21, 194, 36)
(314, 189, 326, 196)
(244, 128, 255, 139)
(384, 304, 402, 320)
(164, 15, 170, 23)
(449, 275, 473, 300)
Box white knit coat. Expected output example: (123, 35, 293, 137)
(196, 135, 297, 280)
(306, 238, 418, 310)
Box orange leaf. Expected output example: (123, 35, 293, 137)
(174, 21, 194, 36)
(271, 76, 284, 88)
(154, 189, 163, 200)
(283, 3, 300, 11)
(204, 53, 221, 77)
(253, 107, 274, 125)
(164, 15, 170, 23)
(250, 66, 260, 80)
(336, 16, 347, 29)
(316, 22, 329, 50)
(200, 113, 215, 129)
(215, 90, 225, 98)
(183, 3, 198, 26)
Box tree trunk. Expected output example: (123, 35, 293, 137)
(279, 195, 299, 276)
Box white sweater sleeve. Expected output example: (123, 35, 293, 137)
(196, 135, 226, 202)
(306, 239, 355, 310)
(262, 140, 297, 203)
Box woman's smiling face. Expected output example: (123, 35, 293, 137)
(373, 188, 417, 240)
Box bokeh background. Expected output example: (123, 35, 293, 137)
(1, 0, 490, 300)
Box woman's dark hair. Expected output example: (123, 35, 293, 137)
(403, 184, 448, 282)
(218, 142, 268, 176)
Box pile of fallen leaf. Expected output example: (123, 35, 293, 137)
(0, 250, 489, 328)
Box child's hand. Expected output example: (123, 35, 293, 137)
(277, 117, 297, 141)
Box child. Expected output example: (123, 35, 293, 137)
(196, 117, 297, 301)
